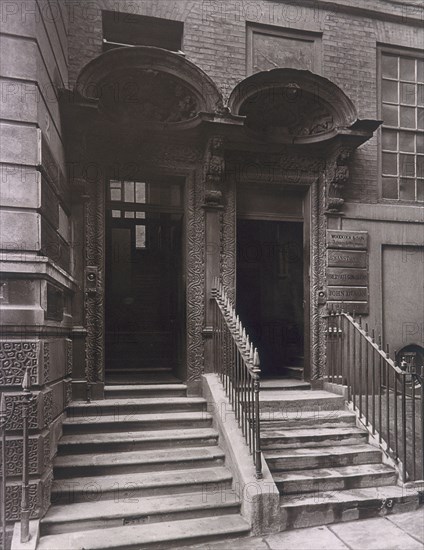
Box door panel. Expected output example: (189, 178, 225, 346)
(105, 179, 184, 375)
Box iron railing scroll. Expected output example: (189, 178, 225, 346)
(326, 309, 424, 483)
(211, 279, 262, 479)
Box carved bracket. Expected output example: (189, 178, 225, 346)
(203, 136, 225, 208)
(325, 148, 352, 213)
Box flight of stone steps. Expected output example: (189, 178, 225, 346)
(37, 384, 250, 549)
(260, 379, 420, 531)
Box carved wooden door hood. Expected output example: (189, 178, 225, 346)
(228, 68, 381, 146)
(74, 46, 227, 129)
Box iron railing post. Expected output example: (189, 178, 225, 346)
(1, 393, 6, 550)
(20, 367, 33, 543)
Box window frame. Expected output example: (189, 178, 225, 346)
(377, 45, 424, 204)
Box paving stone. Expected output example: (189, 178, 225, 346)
(386, 510, 424, 544)
(329, 516, 424, 550)
(267, 525, 349, 549)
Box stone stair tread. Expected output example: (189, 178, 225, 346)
(37, 515, 251, 550)
(273, 463, 395, 483)
(280, 484, 417, 507)
(62, 411, 212, 425)
(261, 426, 366, 438)
(54, 446, 225, 468)
(70, 396, 205, 406)
(51, 466, 233, 494)
(260, 410, 355, 422)
(260, 390, 344, 401)
(59, 428, 218, 446)
(104, 384, 188, 392)
(264, 443, 380, 460)
(42, 490, 240, 525)
(261, 379, 311, 390)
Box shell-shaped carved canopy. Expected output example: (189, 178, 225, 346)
(75, 46, 224, 125)
(228, 69, 358, 141)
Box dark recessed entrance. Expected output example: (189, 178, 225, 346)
(236, 219, 304, 378)
(105, 178, 185, 384)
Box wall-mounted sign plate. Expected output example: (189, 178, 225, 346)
(327, 301, 369, 315)
(327, 286, 368, 301)
(326, 267, 368, 286)
(327, 249, 367, 268)
(327, 230, 368, 250)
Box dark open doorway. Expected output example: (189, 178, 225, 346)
(236, 219, 304, 378)
(105, 178, 185, 384)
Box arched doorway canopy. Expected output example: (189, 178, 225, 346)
(75, 46, 224, 126)
(228, 68, 359, 143)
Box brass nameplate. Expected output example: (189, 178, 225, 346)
(326, 268, 368, 286)
(327, 287, 368, 301)
(327, 301, 369, 315)
(327, 250, 367, 268)
(327, 230, 368, 250)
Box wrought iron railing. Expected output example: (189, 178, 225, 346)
(211, 279, 262, 479)
(0, 367, 34, 550)
(1, 393, 6, 550)
(326, 310, 424, 482)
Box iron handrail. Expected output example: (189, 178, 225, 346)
(326, 310, 424, 482)
(211, 279, 262, 479)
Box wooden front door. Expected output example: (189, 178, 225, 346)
(105, 178, 184, 382)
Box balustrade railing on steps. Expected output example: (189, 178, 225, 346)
(211, 279, 262, 479)
(326, 310, 424, 482)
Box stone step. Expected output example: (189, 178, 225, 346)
(279, 485, 420, 531)
(58, 428, 219, 454)
(260, 390, 345, 413)
(51, 467, 233, 505)
(261, 379, 311, 391)
(62, 412, 212, 434)
(37, 514, 251, 550)
(104, 384, 188, 399)
(274, 463, 397, 494)
(67, 397, 206, 417)
(265, 444, 383, 471)
(261, 427, 368, 450)
(41, 491, 241, 536)
(260, 409, 356, 427)
(282, 367, 304, 379)
(54, 446, 225, 478)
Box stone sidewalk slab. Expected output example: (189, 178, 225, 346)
(387, 510, 424, 544)
(329, 516, 423, 550)
(266, 525, 349, 549)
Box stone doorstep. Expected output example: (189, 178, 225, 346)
(274, 463, 397, 494)
(67, 396, 207, 415)
(37, 515, 251, 550)
(57, 427, 220, 453)
(50, 466, 234, 504)
(41, 491, 242, 535)
(53, 445, 226, 477)
(261, 426, 368, 449)
(104, 384, 188, 398)
(61, 411, 213, 433)
(265, 444, 384, 470)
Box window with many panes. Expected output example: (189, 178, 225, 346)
(380, 50, 424, 201)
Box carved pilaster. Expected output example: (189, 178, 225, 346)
(187, 171, 205, 384)
(203, 136, 225, 208)
(84, 178, 105, 385)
